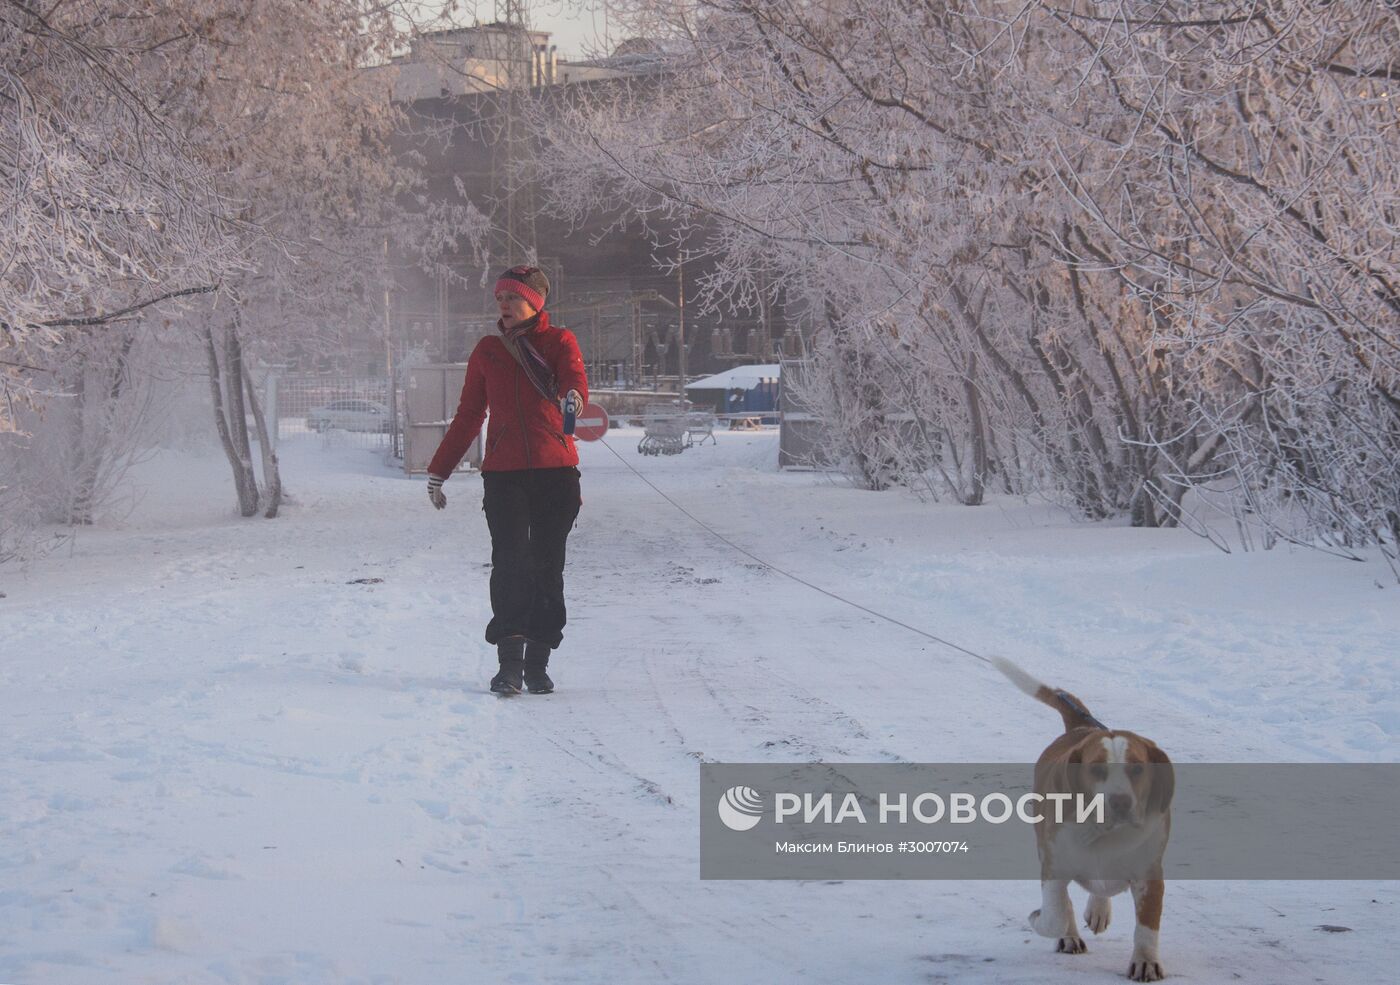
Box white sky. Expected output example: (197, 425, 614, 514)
(414, 3, 612, 61)
(529, 1, 612, 60)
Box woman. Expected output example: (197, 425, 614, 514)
(425, 265, 588, 695)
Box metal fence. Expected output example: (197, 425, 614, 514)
(272, 375, 395, 449)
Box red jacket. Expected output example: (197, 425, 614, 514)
(429, 312, 590, 476)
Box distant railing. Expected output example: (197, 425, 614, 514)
(273, 375, 394, 448)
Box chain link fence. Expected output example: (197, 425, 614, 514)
(271, 375, 397, 450)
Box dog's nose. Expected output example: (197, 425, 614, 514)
(1108, 793, 1133, 817)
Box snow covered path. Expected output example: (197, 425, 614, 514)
(1, 430, 1396, 984)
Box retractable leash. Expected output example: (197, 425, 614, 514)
(586, 429, 1117, 729)
(594, 434, 994, 667)
(563, 392, 580, 436)
(1053, 689, 1109, 730)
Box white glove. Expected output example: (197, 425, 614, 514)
(562, 389, 582, 415)
(427, 473, 446, 510)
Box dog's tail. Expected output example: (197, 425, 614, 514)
(989, 656, 1106, 733)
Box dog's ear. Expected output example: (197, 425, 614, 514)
(1063, 736, 1093, 796)
(1037, 757, 1069, 810)
(1145, 741, 1175, 814)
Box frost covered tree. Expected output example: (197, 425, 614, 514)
(1031, 2, 1400, 563)
(0, 0, 244, 558)
(145, 0, 486, 518)
(534, 0, 1170, 511)
(0, 0, 238, 433)
(1, 0, 486, 543)
(533, 0, 1400, 572)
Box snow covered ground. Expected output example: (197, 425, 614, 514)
(1, 428, 1396, 984)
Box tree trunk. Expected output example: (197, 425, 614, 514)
(824, 302, 888, 491)
(1130, 483, 1158, 527)
(70, 330, 135, 525)
(65, 361, 91, 525)
(244, 368, 282, 519)
(962, 350, 987, 506)
(225, 323, 251, 464)
(206, 323, 259, 517)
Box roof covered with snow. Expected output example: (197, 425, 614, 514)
(684, 363, 780, 391)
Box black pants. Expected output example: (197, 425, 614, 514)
(482, 467, 581, 650)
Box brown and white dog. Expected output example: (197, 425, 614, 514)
(992, 656, 1174, 982)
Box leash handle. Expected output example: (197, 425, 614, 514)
(563, 392, 579, 435)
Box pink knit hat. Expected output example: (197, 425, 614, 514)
(494, 265, 549, 311)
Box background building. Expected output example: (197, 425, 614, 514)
(327, 22, 803, 388)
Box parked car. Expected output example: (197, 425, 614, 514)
(307, 399, 392, 433)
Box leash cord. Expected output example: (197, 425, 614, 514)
(1054, 689, 1109, 730)
(597, 436, 992, 665)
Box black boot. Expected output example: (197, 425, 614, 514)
(523, 640, 554, 694)
(490, 636, 525, 695)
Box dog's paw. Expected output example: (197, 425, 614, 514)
(1056, 935, 1087, 954)
(1029, 908, 1063, 938)
(1127, 957, 1165, 981)
(1083, 895, 1112, 934)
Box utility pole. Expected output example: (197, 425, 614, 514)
(677, 260, 687, 407)
(590, 308, 600, 384)
(383, 238, 400, 460)
(631, 296, 643, 388)
(755, 268, 771, 360)
(494, 1, 537, 268)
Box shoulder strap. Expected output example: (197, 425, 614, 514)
(498, 328, 558, 401)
